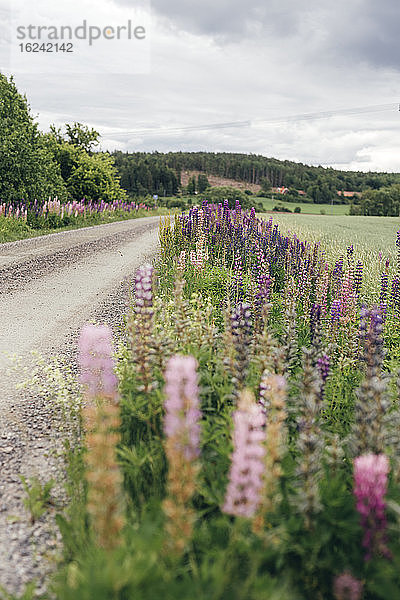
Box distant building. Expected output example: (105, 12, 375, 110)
(273, 186, 290, 195)
(337, 191, 361, 198)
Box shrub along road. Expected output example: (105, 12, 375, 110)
(0, 216, 160, 595)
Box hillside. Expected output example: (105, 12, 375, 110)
(180, 169, 261, 193)
(113, 151, 400, 204)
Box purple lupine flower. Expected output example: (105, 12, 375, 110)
(353, 453, 390, 561)
(223, 392, 266, 518)
(354, 260, 363, 296)
(164, 355, 201, 461)
(330, 299, 341, 326)
(231, 302, 253, 388)
(397, 230, 400, 277)
(317, 353, 330, 382)
(254, 273, 271, 321)
(359, 306, 384, 376)
(333, 256, 344, 293)
(333, 572, 363, 600)
(79, 324, 118, 400)
(391, 277, 400, 315)
(231, 255, 244, 303)
(346, 245, 354, 264)
(135, 263, 154, 311)
(310, 303, 322, 342)
(379, 271, 389, 319)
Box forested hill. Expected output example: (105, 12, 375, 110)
(112, 151, 400, 198)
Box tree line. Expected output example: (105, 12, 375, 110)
(111, 151, 400, 211)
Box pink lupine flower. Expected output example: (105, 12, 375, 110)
(223, 391, 266, 518)
(177, 251, 187, 271)
(353, 453, 390, 560)
(135, 263, 154, 310)
(164, 355, 201, 460)
(333, 572, 363, 600)
(340, 269, 357, 325)
(79, 324, 118, 401)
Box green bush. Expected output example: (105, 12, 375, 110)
(273, 204, 292, 213)
(166, 198, 188, 209)
(44, 132, 126, 203)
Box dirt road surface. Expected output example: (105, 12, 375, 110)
(0, 216, 160, 595)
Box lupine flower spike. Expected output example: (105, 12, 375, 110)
(128, 264, 156, 392)
(254, 375, 287, 534)
(163, 355, 201, 555)
(79, 324, 123, 551)
(353, 453, 390, 561)
(333, 572, 363, 600)
(223, 390, 266, 519)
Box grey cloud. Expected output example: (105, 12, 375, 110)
(116, 0, 305, 39)
(118, 0, 400, 71)
(301, 0, 400, 71)
(333, 1, 400, 70)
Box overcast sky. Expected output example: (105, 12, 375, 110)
(2, 0, 400, 172)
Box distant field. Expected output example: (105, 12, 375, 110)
(260, 213, 400, 299)
(256, 196, 350, 215)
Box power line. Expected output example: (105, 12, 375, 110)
(99, 102, 399, 139)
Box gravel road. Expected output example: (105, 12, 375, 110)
(0, 216, 160, 596)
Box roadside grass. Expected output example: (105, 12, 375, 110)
(0, 208, 174, 244)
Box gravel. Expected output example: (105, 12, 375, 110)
(0, 217, 160, 596)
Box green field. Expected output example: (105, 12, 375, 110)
(256, 196, 350, 215)
(260, 212, 400, 299)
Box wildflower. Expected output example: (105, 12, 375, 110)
(354, 260, 363, 296)
(223, 390, 266, 518)
(333, 572, 363, 600)
(231, 254, 244, 303)
(350, 306, 389, 456)
(391, 276, 400, 316)
(164, 355, 201, 460)
(353, 453, 390, 561)
(128, 264, 156, 392)
(254, 273, 272, 329)
(254, 375, 287, 533)
(379, 271, 389, 320)
(79, 324, 118, 401)
(359, 306, 384, 377)
(230, 302, 253, 391)
(317, 353, 330, 401)
(177, 250, 186, 271)
(396, 229, 400, 275)
(163, 355, 201, 555)
(330, 299, 341, 329)
(293, 348, 324, 527)
(134, 263, 154, 312)
(340, 269, 357, 325)
(317, 353, 330, 383)
(79, 324, 123, 551)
